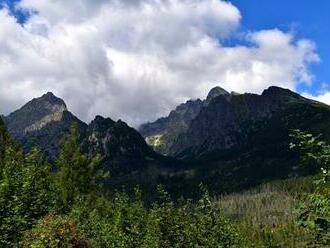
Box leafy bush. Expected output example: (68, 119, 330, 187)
(54, 123, 108, 213)
(0, 147, 54, 247)
(70, 186, 243, 248)
(0, 121, 243, 247)
(290, 130, 330, 246)
(22, 215, 89, 248)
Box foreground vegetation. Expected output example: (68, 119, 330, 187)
(0, 118, 329, 247)
(219, 177, 315, 247)
(0, 120, 242, 247)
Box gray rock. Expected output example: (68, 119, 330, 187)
(139, 86, 229, 155)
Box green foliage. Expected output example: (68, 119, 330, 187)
(0, 118, 6, 161)
(4, 117, 330, 248)
(219, 178, 315, 248)
(0, 147, 54, 247)
(69, 185, 242, 248)
(54, 123, 108, 212)
(22, 214, 89, 248)
(290, 130, 330, 246)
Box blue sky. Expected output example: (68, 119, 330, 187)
(0, 0, 329, 125)
(230, 0, 330, 94)
(0, 0, 29, 23)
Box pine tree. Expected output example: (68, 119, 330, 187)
(55, 123, 107, 212)
(0, 144, 53, 246)
(0, 117, 8, 164)
(290, 130, 330, 246)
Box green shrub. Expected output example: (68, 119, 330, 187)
(0, 148, 54, 247)
(22, 214, 89, 248)
(290, 129, 330, 246)
(70, 186, 243, 248)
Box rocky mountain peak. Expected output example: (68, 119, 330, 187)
(262, 86, 298, 97)
(206, 86, 230, 104)
(38, 92, 67, 109)
(140, 85, 233, 154)
(4, 92, 68, 137)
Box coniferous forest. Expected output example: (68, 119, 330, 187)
(0, 117, 329, 247)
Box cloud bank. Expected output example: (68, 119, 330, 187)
(0, 0, 320, 126)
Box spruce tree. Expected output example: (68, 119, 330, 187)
(55, 123, 107, 212)
(0, 140, 53, 246)
(0, 117, 7, 164)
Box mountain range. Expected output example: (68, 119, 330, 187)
(2, 86, 330, 195)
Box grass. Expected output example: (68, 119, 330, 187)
(216, 177, 315, 247)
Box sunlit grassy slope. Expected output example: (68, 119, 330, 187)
(217, 177, 316, 247)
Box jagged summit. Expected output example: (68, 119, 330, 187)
(139, 85, 231, 154)
(37, 91, 67, 109)
(3, 92, 83, 157)
(5, 92, 68, 136)
(3, 85, 330, 195)
(140, 85, 330, 157)
(262, 86, 297, 96)
(261, 86, 304, 104)
(206, 86, 230, 103)
(3, 94, 163, 173)
(44, 91, 58, 98)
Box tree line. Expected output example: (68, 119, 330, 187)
(0, 117, 329, 247)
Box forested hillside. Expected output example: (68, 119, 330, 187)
(0, 117, 329, 247)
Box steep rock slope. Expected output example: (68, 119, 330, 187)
(160, 86, 330, 192)
(3, 93, 178, 184)
(4, 92, 85, 158)
(139, 86, 230, 155)
(171, 86, 305, 157)
(81, 116, 169, 177)
(137, 86, 330, 194)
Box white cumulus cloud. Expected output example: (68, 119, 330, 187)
(0, 0, 320, 126)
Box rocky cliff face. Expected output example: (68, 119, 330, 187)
(137, 86, 330, 193)
(140, 86, 324, 160)
(3, 93, 175, 181)
(3, 87, 330, 195)
(139, 86, 230, 155)
(5, 92, 68, 136)
(171, 87, 306, 158)
(4, 92, 85, 158)
(81, 116, 163, 176)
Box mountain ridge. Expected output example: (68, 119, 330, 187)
(2, 92, 178, 184)
(139, 86, 231, 155)
(2, 86, 330, 195)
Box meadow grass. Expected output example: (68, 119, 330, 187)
(217, 177, 315, 247)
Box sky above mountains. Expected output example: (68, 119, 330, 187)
(0, 0, 329, 126)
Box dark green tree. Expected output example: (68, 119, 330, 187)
(0, 117, 9, 164)
(290, 130, 330, 246)
(0, 146, 54, 247)
(55, 123, 107, 212)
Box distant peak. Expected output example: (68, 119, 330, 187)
(262, 86, 294, 96)
(95, 115, 105, 121)
(41, 91, 62, 100)
(45, 91, 55, 96)
(206, 86, 230, 103)
(261, 86, 303, 102)
(36, 92, 67, 108)
(90, 115, 116, 126)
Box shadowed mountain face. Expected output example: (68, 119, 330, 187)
(3, 86, 330, 195)
(140, 86, 330, 159)
(170, 86, 307, 158)
(3, 93, 175, 180)
(4, 92, 85, 158)
(81, 115, 164, 176)
(139, 86, 230, 155)
(138, 86, 330, 193)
